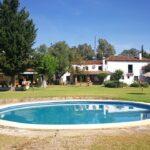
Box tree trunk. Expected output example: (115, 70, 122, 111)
(41, 75, 47, 88)
(75, 76, 78, 85)
(10, 75, 16, 91)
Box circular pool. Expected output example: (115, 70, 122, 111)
(0, 100, 150, 129)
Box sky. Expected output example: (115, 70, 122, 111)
(20, 0, 150, 53)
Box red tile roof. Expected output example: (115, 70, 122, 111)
(75, 71, 110, 75)
(75, 60, 102, 65)
(107, 55, 150, 62)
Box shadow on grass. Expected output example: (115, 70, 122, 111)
(0, 87, 10, 92)
(0, 87, 25, 92)
(128, 93, 146, 95)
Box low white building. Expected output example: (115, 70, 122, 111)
(61, 53, 150, 85)
(61, 60, 105, 84)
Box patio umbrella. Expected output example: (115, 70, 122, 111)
(143, 72, 150, 77)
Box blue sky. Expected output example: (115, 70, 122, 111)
(21, 0, 150, 53)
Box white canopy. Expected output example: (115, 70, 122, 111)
(143, 72, 150, 77)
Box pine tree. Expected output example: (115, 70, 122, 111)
(0, 0, 36, 90)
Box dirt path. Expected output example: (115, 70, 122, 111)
(0, 126, 150, 150)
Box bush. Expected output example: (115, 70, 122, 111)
(140, 82, 149, 88)
(104, 81, 127, 88)
(97, 73, 108, 84)
(110, 70, 123, 81)
(130, 82, 140, 87)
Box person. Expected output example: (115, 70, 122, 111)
(22, 78, 30, 90)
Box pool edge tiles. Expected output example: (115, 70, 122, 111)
(0, 100, 150, 130)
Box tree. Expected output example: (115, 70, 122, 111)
(120, 48, 139, 57)
(110, 70, 123, 81)
(142, 51, 150, 59)
(48, 41, 70, 80)
(143, 64, 150, 73)
(0, 0, 36, 90)
(97, 39, 115, 59)
(36, 44, 48, 54)
(76, 44, 95, 60)
(141, 45, 150, 59)
(69, 46, 84, 64)
(36, 54, 58, 88)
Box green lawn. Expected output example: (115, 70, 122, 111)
(0, 85, 150, 102)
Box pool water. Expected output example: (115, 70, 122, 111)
(0, 101, 150, 125)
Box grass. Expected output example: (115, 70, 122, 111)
(0, 132, 150, 150)
(0, 85, 149, 102)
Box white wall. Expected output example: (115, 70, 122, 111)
(61, 72, 71, 84)
(72, 64, 102, 71)
(106, 61, 149, 84)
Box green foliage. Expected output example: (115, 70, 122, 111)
(142, 51, 150, 59)
(97, 39, 115, 59)
(36, 44, 48, 54)
(76, 44, 95, 60)
(130, 82, 149, 88)
(110, 70, 123, 81)
(0, 0, 36, 81)
(140, 82, 149, 88)
(37, 54, 58, 78)
(49, 41, 70, 77)
(97, 73, 108, 84)
(143, 64, 150, 73)
(120, 48, 139, 57)
(130, 82, 141, 87)
(104, 81, 127, 88)
(69, 47, 84, 64)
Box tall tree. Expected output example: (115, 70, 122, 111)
(36, 54, 58, 88)
(0, 0, 36, 90)
(48, 41, 70, 79)
(120, 48, 139, 57)
(97, 39, 115, 59)
(36, 44, 48, 54)
(76, 44, 95, 60)
(69, 46, 84, 64)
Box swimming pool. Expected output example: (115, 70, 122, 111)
(0, 100, 150, 129)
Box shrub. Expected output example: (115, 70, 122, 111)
(97, 73, 108, 84)
(130, 82, 149, 88)
(140, 82, 149, 88)
(110, 70, 123, 81)
(104, 81, 127, 88)
(130, 82, 140, 87)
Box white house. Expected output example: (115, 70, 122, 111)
(104, 53, 150, 84)
(61, 60, 105, 84)
(72, 60, 103, 72)
(61, 53, 150, 85)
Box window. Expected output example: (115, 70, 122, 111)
(86, 66, 89, 71)
(134, 76, 138, 81)
(76, 66, 79, 70)
(128, 65, 133, 73)
(98, 66, 102, 71)
(92, 65, 96, 69)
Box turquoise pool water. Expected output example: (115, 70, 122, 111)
(0, 101, 150, 125)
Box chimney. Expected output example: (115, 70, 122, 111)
(102, 57, 106, 71)
(139, 52, 142, 60)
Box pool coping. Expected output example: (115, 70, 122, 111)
(0, 99, 150, 130)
